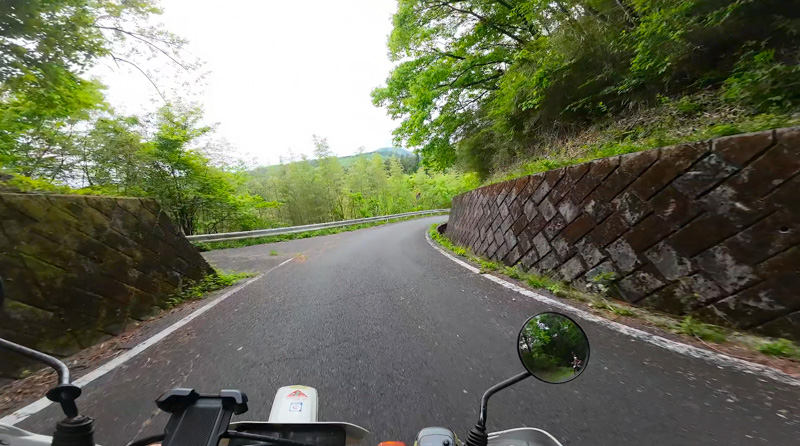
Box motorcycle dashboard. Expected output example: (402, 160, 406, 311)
(227, 422, 369, 446)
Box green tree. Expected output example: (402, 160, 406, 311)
(374, 0, 800, 175)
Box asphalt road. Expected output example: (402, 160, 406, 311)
(17, 217, 800, 445)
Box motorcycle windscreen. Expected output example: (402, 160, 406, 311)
(487, 428, 564, 446)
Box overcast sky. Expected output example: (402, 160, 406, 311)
(91, 0, 399, 166)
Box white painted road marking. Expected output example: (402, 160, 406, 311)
(425, 230, 800, 388)
(1, 258, 294, 426)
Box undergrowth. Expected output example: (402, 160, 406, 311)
(758, 339, 800, 360)
(675, 316, 728, 343)
(485, 93, 800, 185)
(195, 213, 448, 251)
(428, 224, 800, 361)
(165, 270, 254, 308)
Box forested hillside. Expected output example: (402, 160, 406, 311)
(373, 0, 800, 178)
(3, 1, 798, 237)
(0, 0, 476, 236)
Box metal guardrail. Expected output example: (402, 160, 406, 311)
(186, 209, 450, 243)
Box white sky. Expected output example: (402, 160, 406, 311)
(91, 0, 400, 166)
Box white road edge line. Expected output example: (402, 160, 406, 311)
(425, 230, 800, 388)
(1, 258, 294, 426)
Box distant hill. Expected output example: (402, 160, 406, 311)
(337, 147, 413, 167)
(251, 147, 417, 175)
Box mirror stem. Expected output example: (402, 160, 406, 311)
(0, 337, 70, 385)
(477, 370, 531, 429)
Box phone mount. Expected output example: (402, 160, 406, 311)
(156, 388, 248, 446)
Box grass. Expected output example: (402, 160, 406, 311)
(164, 270, 255, 308)
(269, 250, 278, 256)
(674, 316, 728, 343)
(484, 92, 800, 185)
(758, 339, 800, 360)
(195, 212, 448, 251)
(428, 224, 800, 361)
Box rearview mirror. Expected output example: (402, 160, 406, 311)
(517, 312, 589, 384)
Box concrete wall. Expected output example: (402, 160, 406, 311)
(446, 128, 800, 340)
(0, 193, 214, 378)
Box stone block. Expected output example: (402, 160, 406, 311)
(617, 266, 665, 303)
(538, 198, 557, 221)
(561, 214, 595, 244)
(723, 134, 800, 201)
(549, 164, 587, 204)
(526, 214, 548, 236)
(667, 214, 740, 257)
(557, 198, 579, 223)
(596, 149, 659, 201)
(588, 213, 628, 247)
(698, 275, 799, 329)
(651, 186, 701, 227)
(695, 245, 759, 294)
(711, 129, 774, 166)
(756, 246, 799, 277)
(614, 191, 652, 226)
(551, 236, 575, 260)
(570, 156, 620, 203)
(580, 197, 613, 222)
(542, 215, 567, 241)
(531, 177, 551, 204)
(645, 241, 694, 281)
(672, 153, 739, 198)
(606, 238, 641, 273)
(493, 229, 505, 248)
(511, 215, 529, 236)
(533, 232, 552, 258)
(720, 211, 799, 266)
(503, 229, 518, 250)
(517, 230, 533, 255)
(754, 310, 800, 341)
(500, 214, 514, 235)
(639, 274, 724, 314)
(576, 237, 605, 269)
(623, 215, 673, 252)
(559, 257, 586, 282)
(485, 241, 498, 259)
(698, 184, 769, 227)
(523, 197, 539, 221)
(627, 142, 708, 201)
(519, 246, 540, 270)
(535, 252, 560, 274)
(494, 242, 511, 262)
(499, 201, 510, 219)
(584, 261, 618, 282)
(502, 243, 524, 266)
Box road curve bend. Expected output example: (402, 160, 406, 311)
(16, 216, 800, 445)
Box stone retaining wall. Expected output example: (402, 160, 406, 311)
(446, 128, 800, 340)
(0, 193, 213, 378)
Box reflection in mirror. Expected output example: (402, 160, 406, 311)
(517, 312, 590, 383)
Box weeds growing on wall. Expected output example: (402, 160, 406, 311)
(164, 270, 255, 308)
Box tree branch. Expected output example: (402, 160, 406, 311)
(95, 25, 190, 72)
(432, 2, 526, 45)
(110, 55, 167, 102)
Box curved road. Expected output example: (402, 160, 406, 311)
(17, 217, 800, 445)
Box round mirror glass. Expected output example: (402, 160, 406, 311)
(517, 312, 590, 383)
